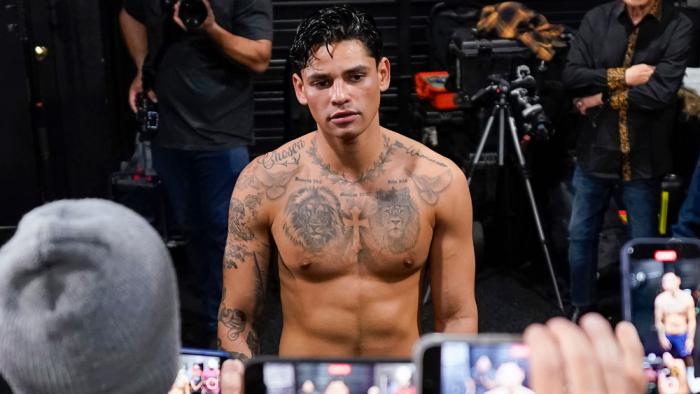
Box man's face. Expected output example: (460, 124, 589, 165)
(662, 273, 681, 291)
(292, 39, 390, 141)
(623, 0, 653, 7)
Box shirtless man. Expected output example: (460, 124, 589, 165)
(655, 272, 697, 387)
(217, 5, 477, 359)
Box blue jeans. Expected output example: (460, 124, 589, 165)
(568, 166, 660, 307)
(673, 157, 700, 238)
(152, 145, 249, 335)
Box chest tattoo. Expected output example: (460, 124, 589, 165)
(370, 187, 420, 253)
(283, 187, 344, 251)
(282, 185, 422, 259)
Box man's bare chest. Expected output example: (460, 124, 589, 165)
(269, 172, 434, 278)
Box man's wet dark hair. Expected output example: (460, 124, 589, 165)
(289, 5, 383, 76)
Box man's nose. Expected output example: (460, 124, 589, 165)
(330, 80, 349, 105)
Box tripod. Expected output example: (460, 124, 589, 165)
(468, 86, 564, 311)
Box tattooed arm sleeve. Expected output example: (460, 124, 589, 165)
(218, 162, 271, 360)
(428, 165, 478, 334)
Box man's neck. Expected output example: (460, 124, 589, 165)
(314, 120, 385, 183)
(626, 1, 655, 25)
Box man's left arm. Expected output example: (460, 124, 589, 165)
(174, 0, 272, 73)
(428, 165, 478, 333)
(610, 18, 693, 112)
(687, 295, 696, 352)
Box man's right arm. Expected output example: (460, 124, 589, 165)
(562, 10, 609, 96)
(118, 7, 150, 112)
(654, 296, 672, 350)
(218, 162, 272, 360)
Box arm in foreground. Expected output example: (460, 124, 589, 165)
(524, 313, 646, 394)
(218, 163, 271, 360)
(429, 167, 478, 333)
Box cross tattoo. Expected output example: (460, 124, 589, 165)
(343, 206, 369, 256)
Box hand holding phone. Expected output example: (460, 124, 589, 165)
(622, 238, 700, 393)
(524, 314, 646, 394)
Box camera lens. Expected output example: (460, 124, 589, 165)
(179, 0, 207, 30)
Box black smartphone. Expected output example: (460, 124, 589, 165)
(415, 333, 530, 394)
(171, 347, 230, 394)
(244, 357, 415, 394)
(621, 238, 700, 394)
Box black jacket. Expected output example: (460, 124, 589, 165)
(563, 0, 692, 180)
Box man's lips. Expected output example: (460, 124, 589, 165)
(329, 111, 359, 125)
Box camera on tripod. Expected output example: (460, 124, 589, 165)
(446, 29, 552, 140)
(136, 93, 159, 142)
(469, 65, 551, 140)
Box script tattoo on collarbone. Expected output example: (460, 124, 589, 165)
(236, 142, 303, 200)
(259, 140, 304, 169)
(283, 187, 344, 251)
(392, 140, 448, 168)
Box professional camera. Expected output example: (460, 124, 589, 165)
(510, 66, 551, 140)
(469, 65, 551, 140)
(179, 0, 208, 30)
(136, 93, 159, 142)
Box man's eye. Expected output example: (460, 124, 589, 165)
(312, 80, 331, 88)
(350, 74, 365, 82)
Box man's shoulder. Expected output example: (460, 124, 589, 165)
(254, 134, 310, 171)
(386, 130, 467, 206)
(234, 135, 311, 201)
(387, 130, 460, 174)
(583, 1, 617, 20)
(388, 131, 465, 185)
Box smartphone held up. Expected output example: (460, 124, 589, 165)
(415, 334, 531, 394)
(622, 238, 700, 394)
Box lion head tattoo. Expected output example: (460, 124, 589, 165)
(284, 187, 342, 250)
(372, 187, 420, 253)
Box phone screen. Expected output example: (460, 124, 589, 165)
(172, 348, 229, 394)
(248, 360, 415, 394)
(421, 339, 530, 394)
(622, 239, 700, 394)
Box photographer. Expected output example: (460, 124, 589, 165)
(562, 0, 692, 321)
(119, 0, 272, 345)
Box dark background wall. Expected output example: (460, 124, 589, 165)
(0, 0, 637, 233)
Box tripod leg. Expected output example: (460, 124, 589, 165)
(468, 106, 498, 185)
(506, 112, 564, 311)
(499, 106, 505, 167)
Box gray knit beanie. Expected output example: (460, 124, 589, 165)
(0, 199, 180, 394)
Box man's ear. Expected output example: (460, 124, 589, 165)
(292, 73, 308, 106)
(378, 57, 391, 92)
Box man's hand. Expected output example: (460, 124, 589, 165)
(573, 93, 603, 115)
(128, 74, 157, 113)
(660, 335, 672, 350)
(220, 359, 244, 394)
(173, 0, 216, 33)
(658, 353, 689, 394)
(686, 337, 695, 354)
(625, 64, 656, 87)
(525, 313, 646, 394)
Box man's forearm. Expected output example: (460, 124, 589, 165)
(204, 24, 271, 74)
(119, 9, 148, 71)
(437, 315, 478, 334)
(218, 306, 258, 360)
